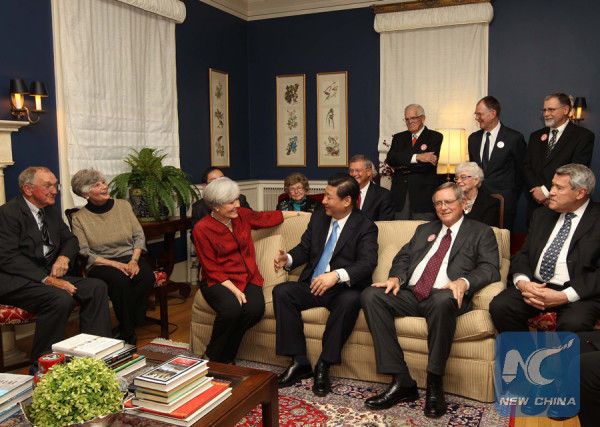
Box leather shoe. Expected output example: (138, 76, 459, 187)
(365, 380, 419, 410)
(312, 360, 331, 397)
(424, 381, 447, 418)
(278, 360, 313, 388)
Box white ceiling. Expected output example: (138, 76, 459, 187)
(200, 0, 405, 21)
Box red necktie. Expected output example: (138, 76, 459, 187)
(413, 229, 452, 302)
(412, 135, 417, 146)
(357, 192, 362, 208)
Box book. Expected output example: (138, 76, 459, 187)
(133, 355, 208, 392)
(102, 343, 137, 367)
(134, 375, 210, 403)
(0, 404, 20, 423)
(0, 387, 33, 415)
(0, 373, 33, 404)
(52, 333, 124, 359)
(132, 377, 212, 412)
(113, 355, 147, 377)
(134, 370, 208, 398)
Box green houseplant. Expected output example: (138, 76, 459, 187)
(109, 148, 199, 222)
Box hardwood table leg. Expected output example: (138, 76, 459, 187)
(261, 375, 279, 427)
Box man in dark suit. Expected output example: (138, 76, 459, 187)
(522, 92, 594, 222)
(386, 104, 443, 220)
(468, 96, 526, 230)
(490, 164, 600, 333)
(273, 173, 378, 397)
(360, 182, 500, 418)
(0, 167, 111, 367)
(349, 154, 394, 221)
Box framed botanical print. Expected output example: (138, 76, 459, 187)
(316, 71, 348, 167)
(209, 68, 229, 167)
(276, 74, 306, 167)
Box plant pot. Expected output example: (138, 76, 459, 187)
(21, 402, 123, 426)
(129, 188, 170, 222)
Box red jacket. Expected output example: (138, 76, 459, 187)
(193, 207, 283, 292)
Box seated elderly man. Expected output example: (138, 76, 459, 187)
(0, 167, 111, 371)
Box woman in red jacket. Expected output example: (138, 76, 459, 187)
(193, 177, 307, 363)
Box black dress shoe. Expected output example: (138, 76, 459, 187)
(424, 381, 447, 418)
(278, 360, 313, 388)
(312, 360, 331, 397)
(365, 381, 419, 410)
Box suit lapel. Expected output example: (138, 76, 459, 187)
(532, 210, 560, 263)
(568, 203, 597, 253)
(18, 196, 45, 259)
(362, 184, 375, 213)
(544, 123, 573, 166)
(331, 210, 358, 258)
(449, 219, 469, 261)
(471, 130, 484, 164)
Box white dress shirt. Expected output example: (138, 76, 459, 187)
(540, 120, 569, 197)
(358, 181, 370, 210)
(479, 121, 502, 162)
(410, 127, 426, 164)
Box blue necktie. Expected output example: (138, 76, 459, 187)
(481, 132, 491, 170)
(539, 212, 575, 282)
(312, 221, 339, 281)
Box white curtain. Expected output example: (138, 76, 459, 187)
(375, 3, 493, 188)
(51, 0, 186, 208)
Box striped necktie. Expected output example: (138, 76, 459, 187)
(413, 228, 452, 301)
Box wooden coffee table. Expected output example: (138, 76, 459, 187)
(139, 349, 279, 427)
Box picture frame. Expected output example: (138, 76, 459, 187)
(276, 74, 306, 167)
(316, 71, 348, 167)
(209, 68, 230, 167)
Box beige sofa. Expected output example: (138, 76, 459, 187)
(190, 216, 510, 402)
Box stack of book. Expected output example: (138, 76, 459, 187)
(0, 373, 33, 423)
(125, 356, 231, 426)
(102, 344, 147, 377)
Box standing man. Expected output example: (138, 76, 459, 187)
(349, 154, 394, 221)
(0, 167, 112, 369)
(468, 96, 526, 230)
(522, 92, 594, 222)
(273, 173, 378, 397)
(386, 104, 443, 220)
(360, 183, 499, 418)
(490, 164, 600, 333)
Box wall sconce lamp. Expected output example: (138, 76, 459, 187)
(9, 78, 48, 124)
(571, 97, 587, 124)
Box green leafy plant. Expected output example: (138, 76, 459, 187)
(109, 148, 200, 221)
(26, 357, 123, 426)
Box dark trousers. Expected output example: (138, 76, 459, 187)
(577, 332, 600, 427)
(200, 281, 265, 363)
(88, 257, 155, 337)
(361, 286, 471, 377)
(490, 285, 600, 333)
(395, 192, 437, 221)
(2, 276, 111, 363)
(273, 281, 362, 364)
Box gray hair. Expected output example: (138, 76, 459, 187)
(432, 182, 464, 203)
(18, 167, 52, 194)
(555, 164, 595, 197)
(405, 104, 425, 117)
(455, 162, 484, 188)
(71, 169, 107, 197)
(349, 154, 378, 178)
(203, 177, 240, 208)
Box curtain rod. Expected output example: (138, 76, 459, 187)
(372, 0, 490, 14)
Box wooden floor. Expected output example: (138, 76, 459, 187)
(13, 285, 580, 427)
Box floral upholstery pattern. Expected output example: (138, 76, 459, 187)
(153, 271, 167, 288)
(0, 305, 36, 325)
(528, 312, 600, 331)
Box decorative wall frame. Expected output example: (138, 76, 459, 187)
(276, 74, 306, 167)
(209, 68, 230, 167)
(317, 71, 348, 167)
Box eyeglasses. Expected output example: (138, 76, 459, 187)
(349, 168, 365, 174)
(29, 183, 62, 191)
(453, 175, 472, 182)
(433, 199, 458, 208)
(288, 186, 305, 193)
(541, 106, 566, 114)
(404, 115, 423, 123)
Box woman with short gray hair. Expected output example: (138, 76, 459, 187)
(454, 162, 500, 227)
(193, 177, 308, 363)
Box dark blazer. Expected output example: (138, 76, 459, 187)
(360, 182, 394, 221)
(386, 127, 443, 213)
(468, 124, 526, 218)
(522, 121, 594, 193)
(288, 208, 378, 290)
(389, 218, 500, 298)
(0, 195, 79, 296)
(509, 203, 600, 300)
(276, 196, 322, 213)
(465, 191, 500, 228)
(191, 194, 251, 236)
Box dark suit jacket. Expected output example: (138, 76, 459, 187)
(468, 124, 526, 216)
(190, 194, 251, 239)
(0, 196, 79, 296)
(386, 127, 443, 213)
(509, 203, 600, 300)
(288, 208, 378, 290)
(361, 182, 394, 221)
(522, 121, 594, 193)
(389, 218, 500, 299)
(465, 191, 500, 228)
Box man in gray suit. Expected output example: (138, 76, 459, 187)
(0, 167, 111, 367)
(360, 182, 500, 418)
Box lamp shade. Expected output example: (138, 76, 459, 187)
(9, 78, 28, 94)
(29, 81, 48, 97)
(573, 97, 587, 120)
(435, 128, 467, 175)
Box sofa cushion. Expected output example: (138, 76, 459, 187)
(254, 234, 287, 304)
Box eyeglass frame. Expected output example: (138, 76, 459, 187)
(453, 175, 472, 182)
(404, 115, 424, 123)
(433, 198, 459, 208)
(27, 183, 62, 191)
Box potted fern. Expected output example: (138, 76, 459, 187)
(109, 148, 200, 222)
